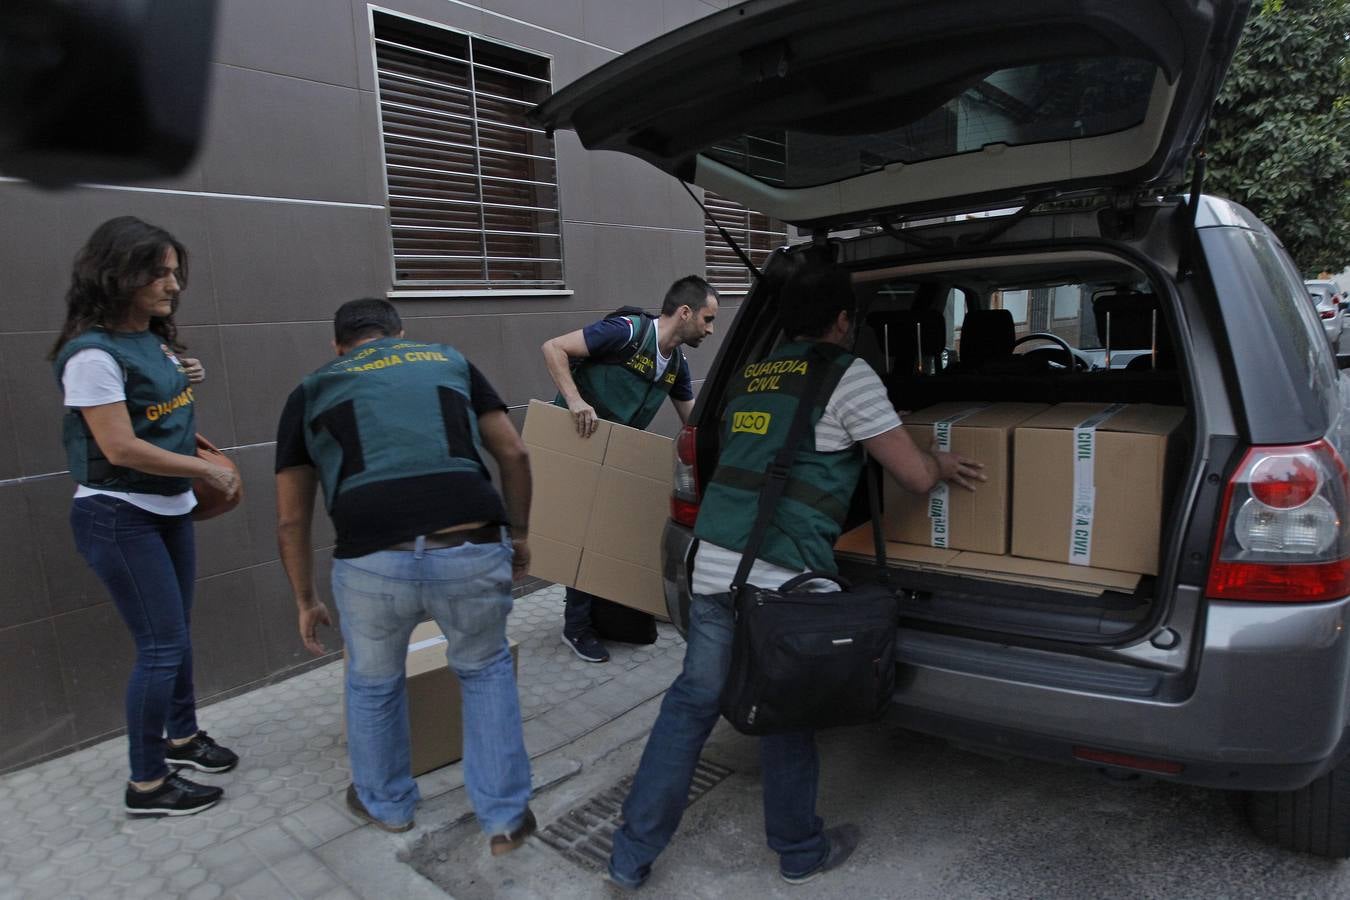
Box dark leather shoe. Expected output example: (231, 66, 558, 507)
(780, 823, 861, 885)
(490, 808, 537, 856)
(345, 784, 414, 833)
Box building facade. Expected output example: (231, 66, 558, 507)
(0, 0, 781, 772)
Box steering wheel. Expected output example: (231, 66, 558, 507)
(1012, 332, 1081, 371)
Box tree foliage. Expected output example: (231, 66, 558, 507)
(1206, 0, 1350, 274)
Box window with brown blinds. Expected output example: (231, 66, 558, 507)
(373, 12, 562, 290)
(703, 190, 788, 293)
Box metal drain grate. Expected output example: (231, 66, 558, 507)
(538, 758, 734, 871)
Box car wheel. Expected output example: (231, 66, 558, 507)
(1246, 763, 1350, 858)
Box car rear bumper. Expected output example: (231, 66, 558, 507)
(892, 707, 1350, 792)
(894, 597, 1350, 790)
(662, 519, 1350, 790)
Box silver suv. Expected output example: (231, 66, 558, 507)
(536, 0, 1350, 857)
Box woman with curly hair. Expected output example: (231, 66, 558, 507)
(51, 216, 242, 816)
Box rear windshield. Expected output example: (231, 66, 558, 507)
(705, 57, 1159, 189)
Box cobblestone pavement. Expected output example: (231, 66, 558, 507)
(0, 585, 686, 900)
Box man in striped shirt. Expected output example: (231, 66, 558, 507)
(607, 264, 984, 890)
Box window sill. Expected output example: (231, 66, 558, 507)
(388, 289, 575, 300)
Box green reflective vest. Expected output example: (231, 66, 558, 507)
(54, 329, 196, 495)
(694, 342, 862, 574)
(300, 338, 488, 511)
(554, 315, 682, 429)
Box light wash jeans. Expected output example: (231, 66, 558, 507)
(608, 591, 827, 886)
(332, 534, 531, 832)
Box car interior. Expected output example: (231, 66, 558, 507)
(851, 254, 1184, 413)
(816, 251, 1196, 643)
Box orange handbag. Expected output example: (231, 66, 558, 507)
(191, 433, 243, 520)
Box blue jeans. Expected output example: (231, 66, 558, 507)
(70, 495, 198, 783)
(563, 586, 596, 637)
(332, 535, 532, 831)
(609, 591, 827, 885)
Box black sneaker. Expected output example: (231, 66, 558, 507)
(563, 630, 610, 663)
(780, 824, 861, 885)
(125, 771, 223, 817)
(165, 730, 239, 773)
(345, 784, 414, 833)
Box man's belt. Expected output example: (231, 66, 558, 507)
(386, 524, 503, 552)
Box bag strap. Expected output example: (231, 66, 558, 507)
(582, 311, 649, 365)
(626, 313, 653, 360)
(731, 347, 835, 592)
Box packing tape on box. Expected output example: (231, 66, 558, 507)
(927, 404, 990, 548)
(1069, 403, 1128, 565)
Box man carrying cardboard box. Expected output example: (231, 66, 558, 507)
(541, 276, 719, 663)
(606, 265, 985, 890)
(273, 299, 535, 851)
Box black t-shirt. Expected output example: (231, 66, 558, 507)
(275, 362, 510, 557)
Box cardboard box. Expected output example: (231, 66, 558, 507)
(345, 623, 520, 776)
(522, 400, 672, 618)
(885, 402, 1048, 555)
(1011, 403, 1184, 575)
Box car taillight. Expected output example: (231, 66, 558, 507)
(671, 424, 700, 527)
(1206, 440, 1350, 602)
(1248, 454, 1320, 508)
(1321, 309, 1335, 319)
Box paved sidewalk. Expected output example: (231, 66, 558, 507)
(0, 585, 685, 900)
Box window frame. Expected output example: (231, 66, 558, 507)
(368, 6, 570, 299)
(997, 288, 1031, 326)
(702, 189, 789, 296)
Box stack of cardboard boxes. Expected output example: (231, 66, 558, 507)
(862, 400, 1185, 589)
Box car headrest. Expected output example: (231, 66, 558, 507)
(1093, 292, 1160, 350)
(868, 309, 947, 372)
(958, 309, 1015, 370)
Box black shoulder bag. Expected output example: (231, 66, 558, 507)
(718, 353, 899, 735)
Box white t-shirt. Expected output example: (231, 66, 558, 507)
(61, 348, 196, 516)
(651, 320, 672, 380)
(691, 357, 901, 596)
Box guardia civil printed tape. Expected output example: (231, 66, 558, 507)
(1069, 404, 1128, 565)
(928, 404, 989, 547)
